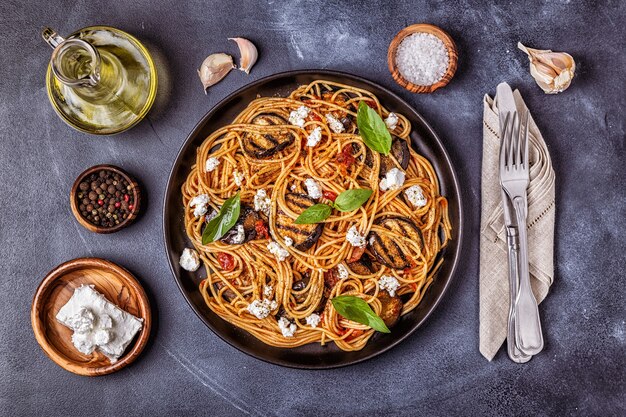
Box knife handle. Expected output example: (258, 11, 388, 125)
(513, 196, 544, 356)
(505, 227, 531, 363)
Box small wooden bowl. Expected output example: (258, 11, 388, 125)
(388, 24, 458, 93)
(70, 164, 141, 234)
(31, 257, 151, 376)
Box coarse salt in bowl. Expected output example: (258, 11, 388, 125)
(396, 33, 449, 86)
(388, 24, 458, 93)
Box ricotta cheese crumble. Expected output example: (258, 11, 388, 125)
(179, 248, 201, 271)
(346, 226, 367, 248)
(246, 299, 277, 319)
(231, 225, 246, 244)
(306, 126, 323, 147)
(289, 106, 310, 127)
(253, 188, 271, 216)
(233, 170, 244, 187)
(384, 112, 398, 130)
(277, 317, 297, 338)
(205, 157, 220, 172)
(189, 194, 210, 217)
(305, 313, 321, 328)
(378, 275, 400, 297)
(325, 113, 345, 133)
(304, 178, 322, 199)
(336, 263, 349, 280)
(379, 168, 406, 191)
(404, 185, 427, 208)
(267, 241, 290, 261)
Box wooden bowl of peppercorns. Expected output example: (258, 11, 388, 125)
(70, 165, 141, 234)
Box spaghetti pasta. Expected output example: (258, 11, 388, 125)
(181, 80, 451, 350)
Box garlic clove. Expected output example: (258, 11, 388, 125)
(197, 53, 235, 94)
(228, 37, 258, 74)
(518, 42, 575, 94)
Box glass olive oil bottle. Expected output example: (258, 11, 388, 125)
(43, 26, 157, 135)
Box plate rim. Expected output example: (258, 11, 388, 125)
(162, 69, 464, 369)
(31, 257, 152, 376)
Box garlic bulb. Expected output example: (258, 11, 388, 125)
(518, 42, 575, 94)
(197, 53, 235, 94)
(229, 37, 258, 74)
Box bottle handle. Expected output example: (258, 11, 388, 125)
(42, 27, 101, 87)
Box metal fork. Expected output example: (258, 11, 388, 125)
(500, 110, 544, 356)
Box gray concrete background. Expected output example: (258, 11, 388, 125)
(1, 0, 624, 416)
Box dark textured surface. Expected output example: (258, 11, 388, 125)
(1, 0, 624, 416)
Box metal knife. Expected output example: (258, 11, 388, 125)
(496, 82, 531, 363)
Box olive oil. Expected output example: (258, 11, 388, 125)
(45, 26, 157, 135)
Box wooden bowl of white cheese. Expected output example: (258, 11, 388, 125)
(31, 258, 151, 376)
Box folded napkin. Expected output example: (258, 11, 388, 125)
(479, 89, 556, 360)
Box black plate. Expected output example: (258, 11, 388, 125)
(163, 70, 463, 369)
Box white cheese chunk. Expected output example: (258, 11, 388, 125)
(233, 170, 244, 187)
(263, 285, 273, 298)
(93, 329, 112, 345)
(304, 178, 322, 199)
(404, 185, 427, 208)
(189, 194, 210, 217)
(336, 263, 349, 280)
(205, 157, 220, 172)
(253, 188, 271, 216)
(179, 248, 201, 271)
(246, 299, 277, 319)
(384, 112, 398, 130)
(231, 225, 246, 244)
(305, 313, 321, 328)
(278, 317, 297, 337)
(378, 275, 400, 297)
(346, 226, 367, 248)
(306, 126, 323, 147)
(289, 105, 310, 127)
(379, 168, 406, 191)
(65, 307, 95, 334)
(56, 285, 143, 363)
(284, 237, 293, 247)
(267, 241, 290, 261)
(325, 113, 345, 133)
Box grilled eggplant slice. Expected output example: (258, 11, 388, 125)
(368, 215, 424, 269)
(378, 290, 403, 327)
(242, 114, 295, 159)
(275, 193, 324, 251)
(221, 204, 259, 244)
(292, 271, 311, 292)
(364, 137, 410, 176)
(213, 281, 237, 302)
(347, 253, 375, 275)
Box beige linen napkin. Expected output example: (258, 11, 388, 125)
(479, 89, 556, 360)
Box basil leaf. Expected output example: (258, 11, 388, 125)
(356, 101, 392, 155)
(333, 188, 373, 212)
(202, 193, 241, 244)
(294, 203, 332, 224)
(331, 295, 391, 333)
